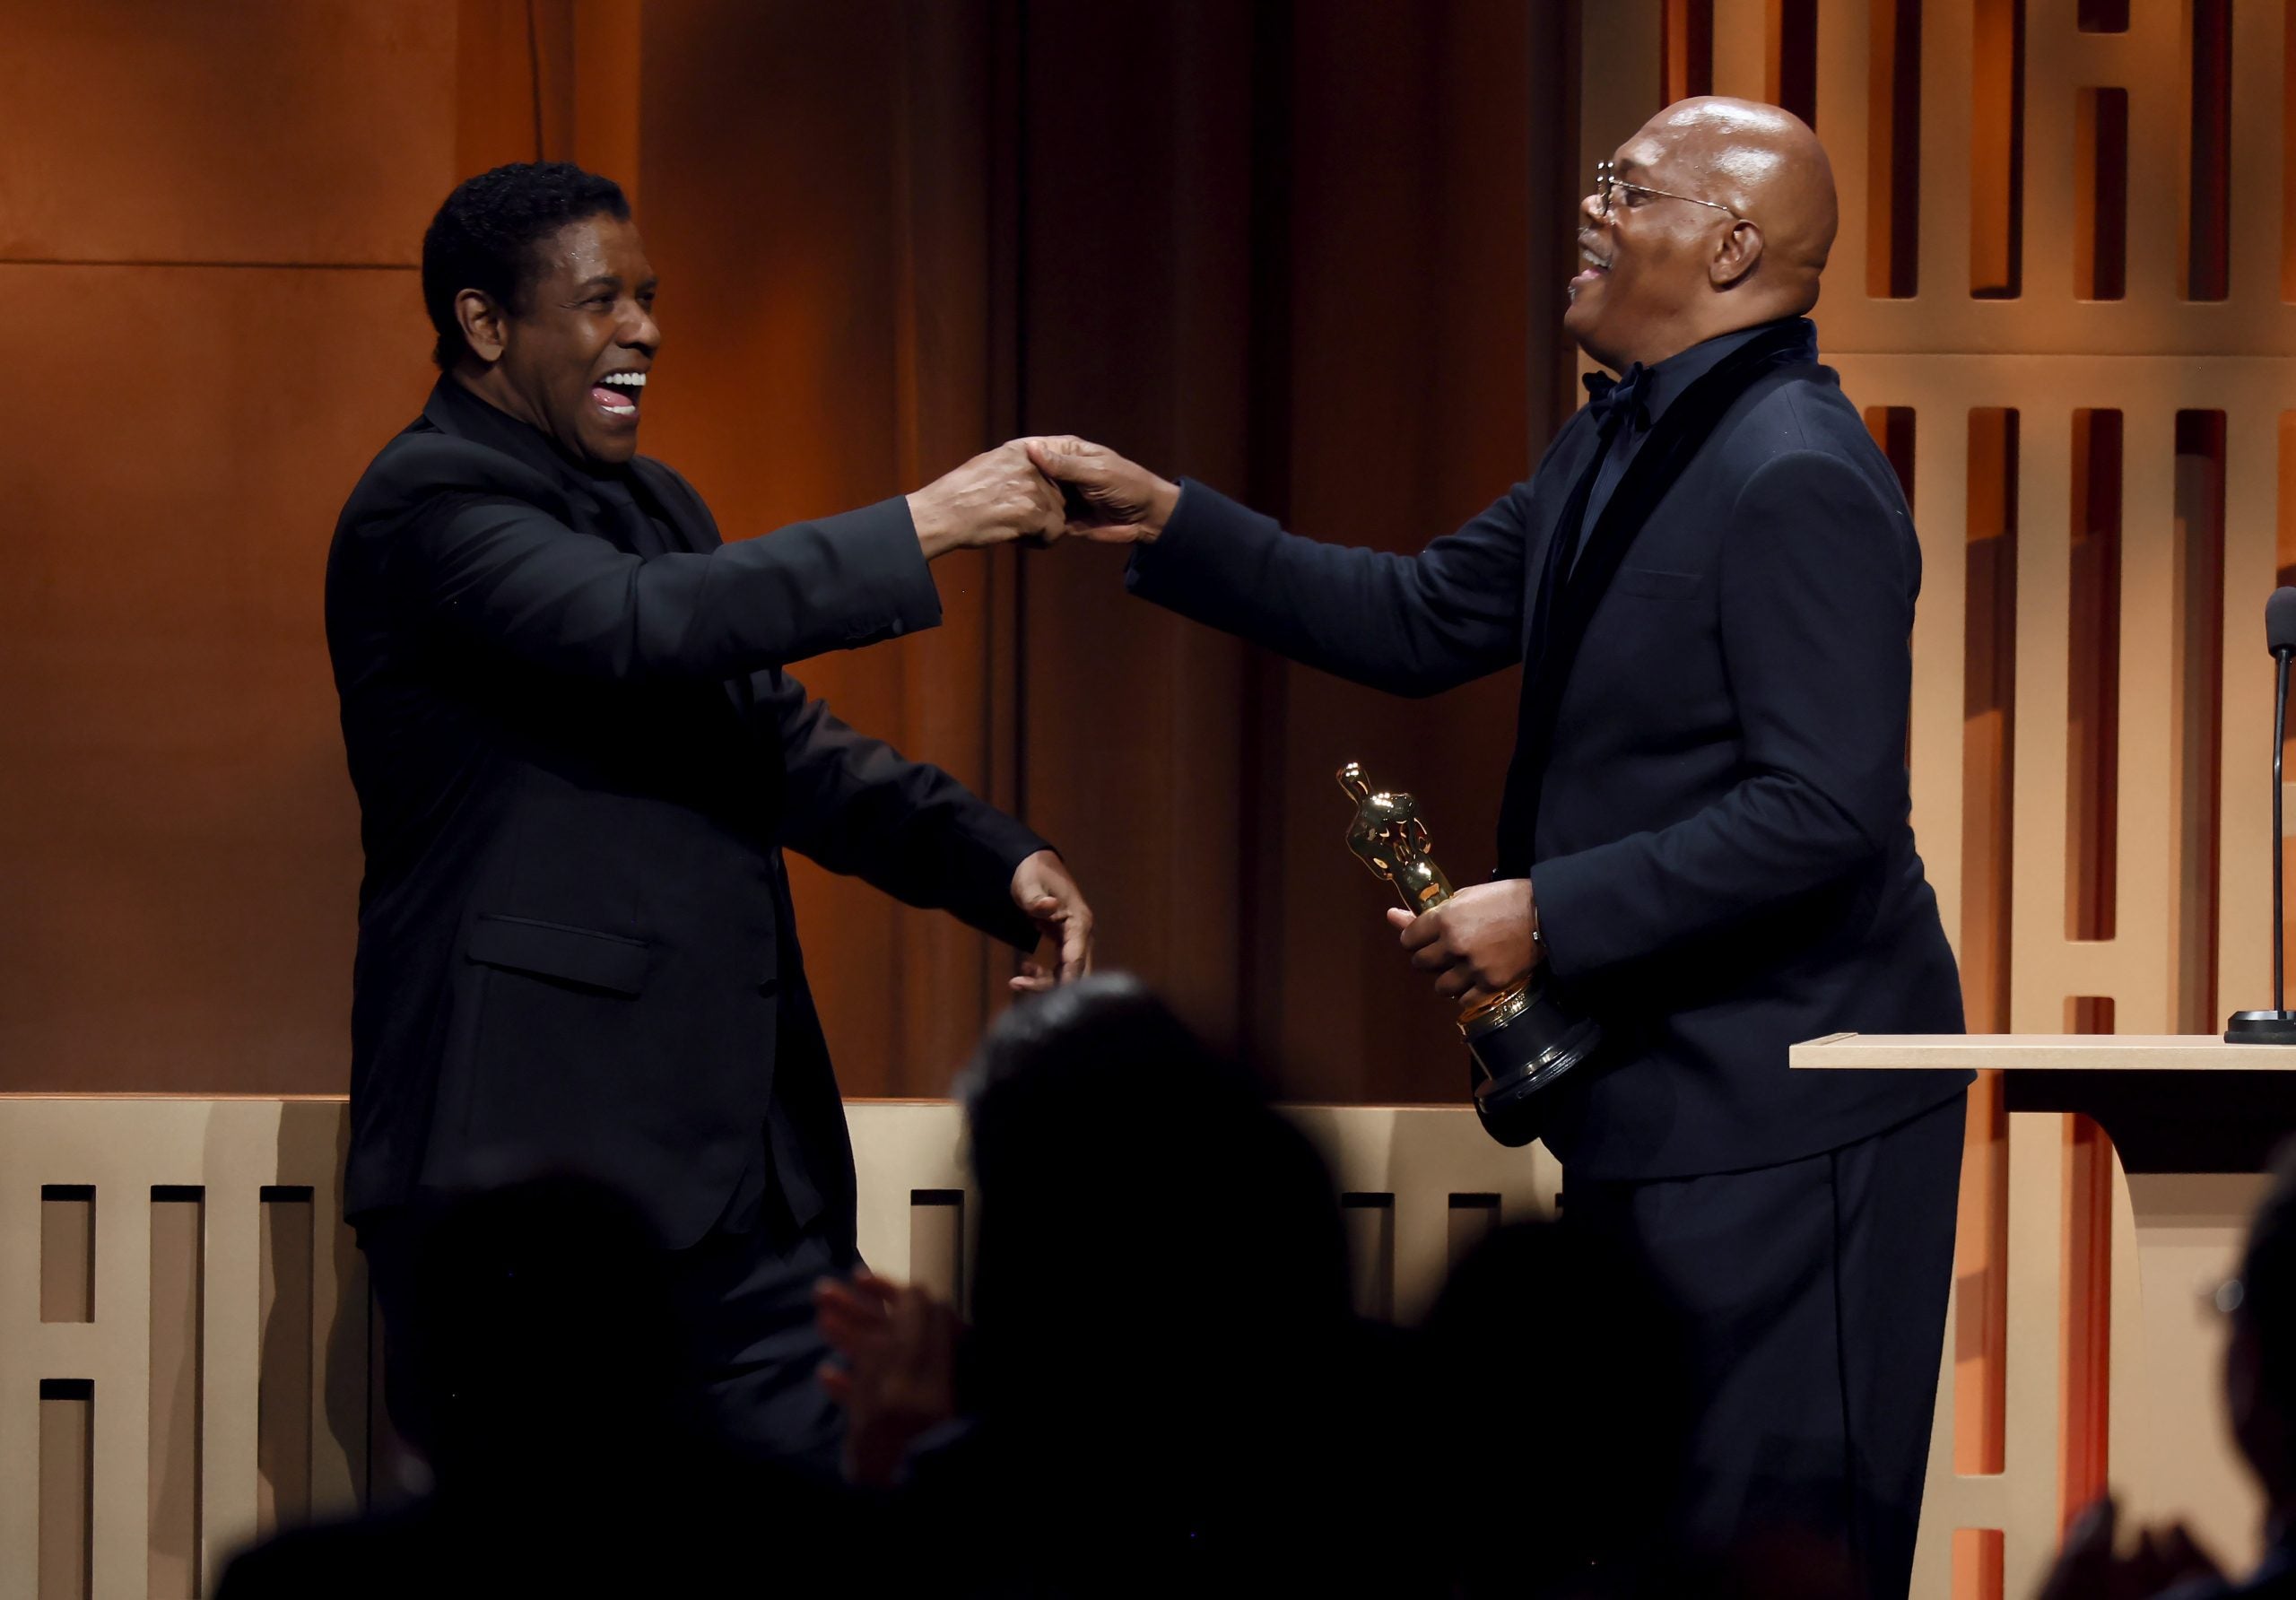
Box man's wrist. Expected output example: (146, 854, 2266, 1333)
(907, 491, 960, 561)
(1138, 477, 1182, 543)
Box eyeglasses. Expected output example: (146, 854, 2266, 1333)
(1593, 160, 1744, 222)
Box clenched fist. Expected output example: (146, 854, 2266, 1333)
(907, 440, 1066, 560)
(1022, 436, 1181, 543)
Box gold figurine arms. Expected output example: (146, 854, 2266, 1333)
(1336, 761, 1457, 912)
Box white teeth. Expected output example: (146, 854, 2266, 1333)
(598, 372, 648, 388)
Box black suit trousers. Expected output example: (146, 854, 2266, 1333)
(359, 1205, 854, 1477)
(1564, 1091, 1966, 1600)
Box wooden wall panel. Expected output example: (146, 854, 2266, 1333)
(0, 265, 429, 1093)
(0, 2, 452, 265)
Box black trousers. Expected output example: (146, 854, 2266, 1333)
(1565, 1091, 1966, 1600)
(359, 1204, 854, 1479)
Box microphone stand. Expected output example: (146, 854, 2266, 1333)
(2227, 645, 2296, 1040)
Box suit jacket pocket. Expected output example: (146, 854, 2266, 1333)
(1612, 566, 1702, 600)
(466, 913, 651, 996)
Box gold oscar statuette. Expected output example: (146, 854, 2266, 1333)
(1337, 761, 1602, 1147)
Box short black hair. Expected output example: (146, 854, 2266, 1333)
(421, 161, 630, 370)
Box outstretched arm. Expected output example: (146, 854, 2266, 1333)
(1027, 436, 1529, 698)
(762, 668, 1091, 987)
(369, 439, 1069, 682)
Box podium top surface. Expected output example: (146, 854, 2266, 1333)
(1790, 1033, 2296, 1071)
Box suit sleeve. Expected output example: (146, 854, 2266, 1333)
(1531, 449, 1918, 978)
(381, 491, 942, 678)
(761, 669, 1050, 951)
(1122, 480, 1529, 697)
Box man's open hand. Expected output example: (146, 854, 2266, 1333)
(1387, 878, 1539, 1004)
(1023, 436, 1180, 543)
(1010, 848, 1093, 992)
(814, 1272, 960, 1489)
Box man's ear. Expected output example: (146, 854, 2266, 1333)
(1710, 221, 1765, 290)
(456, 288, 509, 365)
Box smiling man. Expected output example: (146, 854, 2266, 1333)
(327, 161, 1091, 1471)
(1030, 100, 1969, 1595)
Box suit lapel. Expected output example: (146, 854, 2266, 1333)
(1492, 319, 1818, 873)
(628, 459, 761, 726)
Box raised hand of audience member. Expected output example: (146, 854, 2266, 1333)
(2037, 1498, 2222, 1600)
(815, 1272, 961, 1488)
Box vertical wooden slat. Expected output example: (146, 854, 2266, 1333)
(1446, 1194, 1500, 1268)
(148, 1190, 203, 1600)
(38, 1189, 92, 1326)
(254, 1188, 312, 1539)
(1969, 0, 2024, 296)
(2073, 89, 2130, 301)
(907, 1190, 965, 1309)
(2186, 0, 2231, 301)
(2172, 413, 2228, 1030)
(2066, 409, 2122, 954)
(1339, 1193, 1396, 1323)
(37, 1381, 91, 1600)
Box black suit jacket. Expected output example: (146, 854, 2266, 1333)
(327, 379, 1048, 1248)
(1126, 320, 1968, 1179)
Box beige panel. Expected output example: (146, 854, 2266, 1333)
(255, 1195, 313, 1537)
(37, 1389, 91, 1600)
(1908, 1111, 2068, 1600)
(1446, 1194, 1501, 1267)
(1796, 1033, 2296, 1071)
(0, 1100, 361, 1600)
(39, 1196, 92, 1326)
(2117, 1172, 2272, 1564)
(147, 1195, 200, 1600)
(1286, 1106, 1563, 1325)
(848, 1102, 973, 1290)
(908, 1195, 965, 1308)
(1341, 1197, 1397, 1322)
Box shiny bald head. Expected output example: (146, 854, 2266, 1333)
(1564, 97, 1839, 373)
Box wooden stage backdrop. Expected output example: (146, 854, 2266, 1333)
(4, 3, 2294, 1596)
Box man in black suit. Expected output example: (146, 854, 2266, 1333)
(1032, 100, 1969, 1596)
(328, 162, 1091, 1471)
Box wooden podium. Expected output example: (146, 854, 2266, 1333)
(1790, 1035, 2296, 1596)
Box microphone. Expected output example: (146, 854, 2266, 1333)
(2226, 587, 2296, 1040)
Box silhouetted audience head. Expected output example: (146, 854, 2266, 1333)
(961, 974, 1349, 1393)
(940, 974, 1378, 1589)
(1420, 1218, 1700, 1598)
(2230, 1143, 2296, 1517)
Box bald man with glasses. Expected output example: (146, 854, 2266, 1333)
(1031, 99, 1970, 1596)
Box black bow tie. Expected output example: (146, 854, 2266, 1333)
(1583, 362, 1653, 430)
